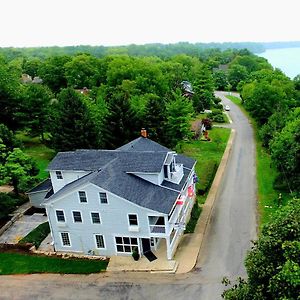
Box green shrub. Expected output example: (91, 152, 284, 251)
(0, 193, 27, 221)
(212, 114, 225, 123)
(185, 202, 202, 233)
(197, 161, 218, 194)
(19, 222, 50, 248)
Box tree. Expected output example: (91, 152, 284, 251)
(259, 111, 288, 148)
(38, 55, 71, 93)
(0, 148, 38, 195)
(166, 90, 194, 147)
(213, 69, 229, 91)
(15, 84, 53, 140)
(144, 93, 167, 144)
(48, 88, 102, 151)
(243, 82, 288, 125)
(270, 114, 300, 192)
(23, 58, 42, 78)
(64, 54, 101, 88)
(223, 199, 300, 300)
(193, 66, 215, 112)
(0, 57, 22, 130)
(103, 87, 138, 149)
(0, 124, 22, 153)
(228, 64, 248, 91)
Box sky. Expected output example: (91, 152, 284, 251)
(1, 0, 299, 47)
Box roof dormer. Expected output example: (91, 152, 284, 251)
(163, 152, 184, 184)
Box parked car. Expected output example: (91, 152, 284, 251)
(225, 105, 230, 111)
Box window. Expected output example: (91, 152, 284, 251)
(78, 191, 87, 203)
(56, 171, 63, 179)
(115, 236, 138, 253)
(99, 192, 108, 204)
(56, 210, 65, 222)
(61, 232, 71, 246)
(72, 211, 82, 223)
(95, 235, 105, 248)
(91, 212, 101, 224)
(128, 214, 138, 226)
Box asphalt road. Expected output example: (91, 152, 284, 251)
(0, 91, 257, 300)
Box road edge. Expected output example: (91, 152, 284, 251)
(176, 128, 236, 274)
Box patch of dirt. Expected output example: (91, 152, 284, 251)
(0, 185, 14, 193)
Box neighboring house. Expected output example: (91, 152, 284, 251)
(180, 80, 194, 98)
(21, 74, 32, 83)
(27, 135, 197, 260)
(191, 120, 206, 140)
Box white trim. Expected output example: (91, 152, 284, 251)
(94, 234, 106, 249)
(72, 210, 83, 223)
(42, 181, 92, 205)
(126, 171, 159, 175)
(55, 209, 66, 223)
(114, 235, 139, 254)
(78, 190, 88, 203)
(90, 211, 101, 224)
(128, 213, 138, 226)
(99, 192, 108, 204)
(60, 232, 71, 247)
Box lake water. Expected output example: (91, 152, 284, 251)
(258, 47, 300, 79)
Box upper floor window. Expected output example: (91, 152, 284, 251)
(56, 171, 63, 179)
(78, 191, 87, 203)
(91, 212, 101, 224)
(56, 210, 65, 222)
(128, 214, 138, 226)
(72, 211, 82, 223)
(99, 192, 108, 204)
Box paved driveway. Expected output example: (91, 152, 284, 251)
(0, 213, 47, 244)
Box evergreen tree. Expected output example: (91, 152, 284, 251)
(0, 57, 22, 130)
(193, 66, 215, 112)
(49, 88, 102, 151)
(103, 88, 138, 149)
(144, 94, 167, 144)
(15, 84, 53, 140)
(166, 90, 194, 148)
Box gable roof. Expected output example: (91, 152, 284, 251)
(44, 137, 196, 214)
(117, 137, 170, 152)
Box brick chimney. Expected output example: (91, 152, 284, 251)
(141, 128, 147, 138)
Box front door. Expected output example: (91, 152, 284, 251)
(141, 238, 151, 253)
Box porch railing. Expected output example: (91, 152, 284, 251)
(149, 225, 166, 234)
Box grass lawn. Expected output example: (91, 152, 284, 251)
(16, 133, 56, 180)
(19, 222, 50, 248)
(226, 95, 288, 227)
(181, 127, 231, 205)
(0, 252, 108, 275)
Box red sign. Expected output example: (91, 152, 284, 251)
(188, 186, 194, 197)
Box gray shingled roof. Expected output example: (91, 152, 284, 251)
(47, 150, 117, 171)
(161, 168, 191, 192)
(27, 178, 52, 194)
(117, 137, 170, 152)
(44, 138, 196, 214)
(176, 154, 196, 170)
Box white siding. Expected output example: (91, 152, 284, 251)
(45, 183, 166, 256)
(49, 170, 90, 193)
(131, 173, 160, 185)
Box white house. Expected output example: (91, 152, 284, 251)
(28, 136, 197, 260)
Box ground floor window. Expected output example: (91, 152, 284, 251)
(115, 236, 138, 253)
(60, 232, 71, 246)
(95, 234, 105, 248)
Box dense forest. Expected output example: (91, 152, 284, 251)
(0, 43, 299, 298)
